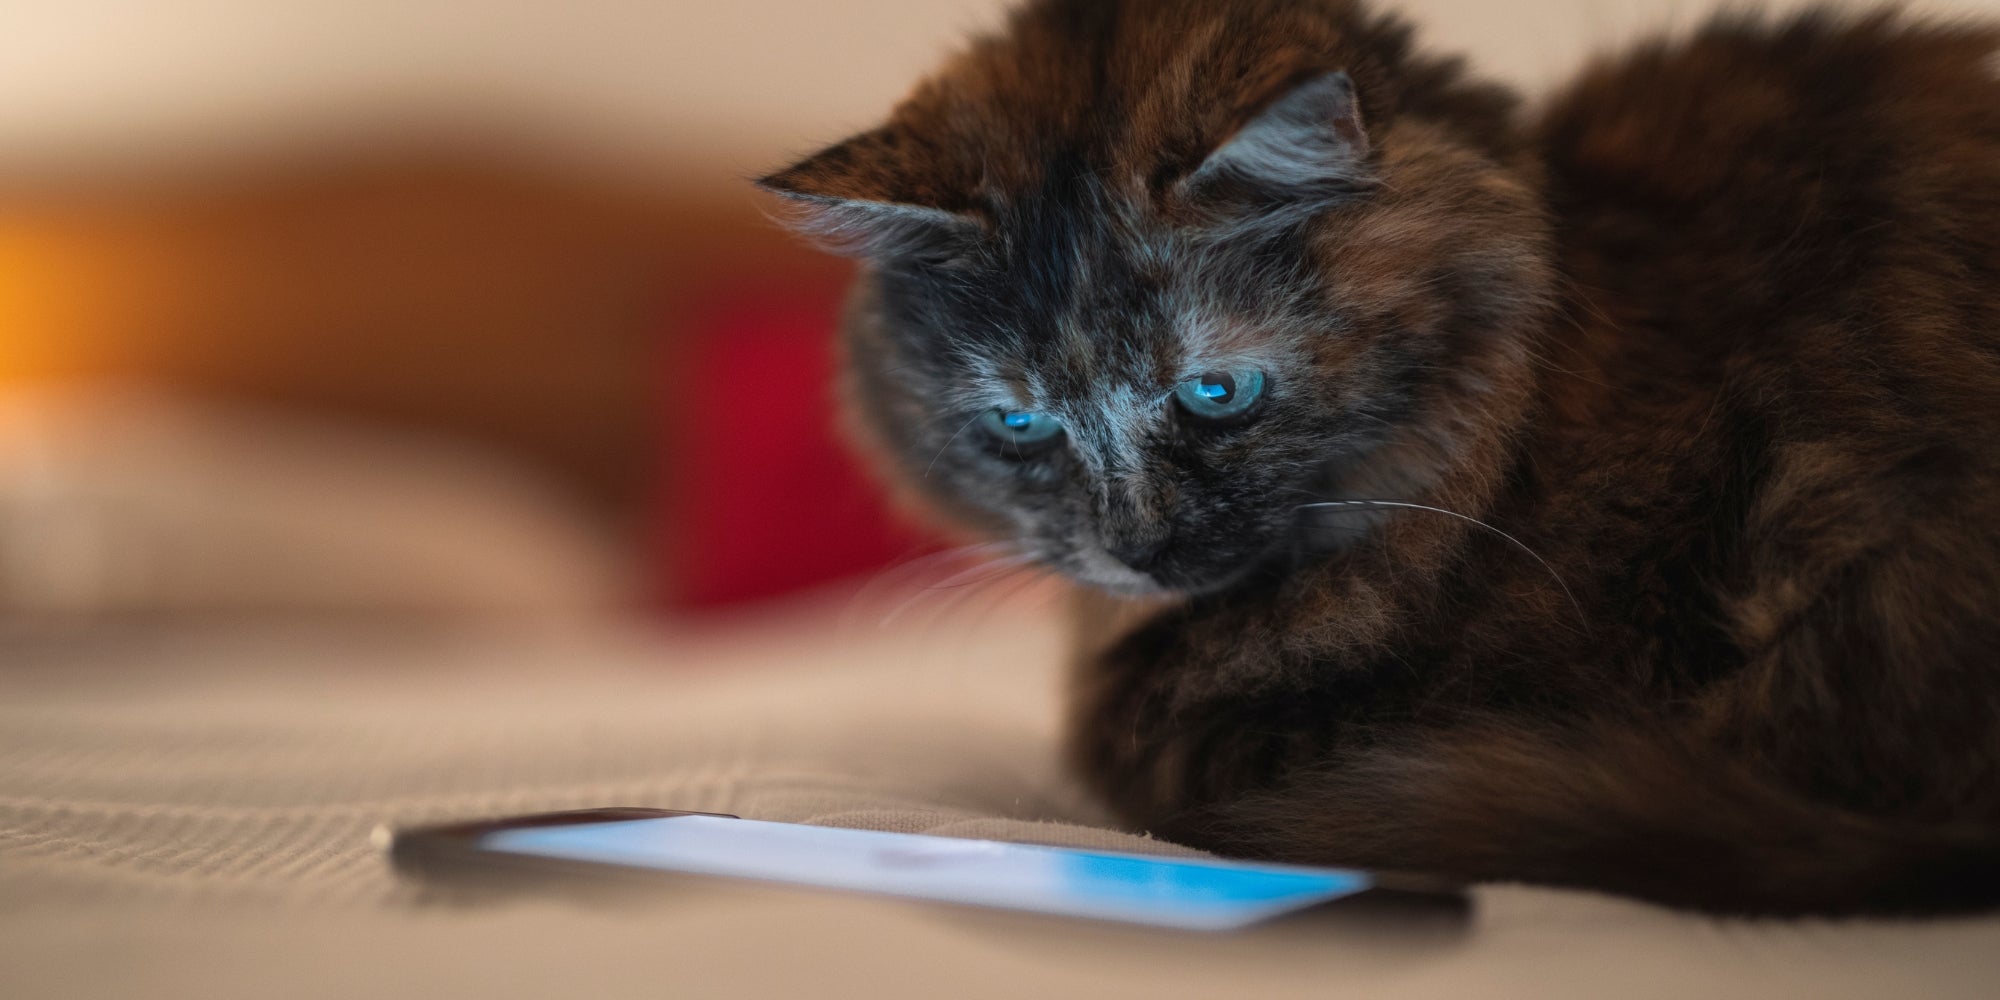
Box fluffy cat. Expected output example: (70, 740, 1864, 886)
(760, 0, 2000, 914)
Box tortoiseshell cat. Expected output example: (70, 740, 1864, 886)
(761, 0, 2000, 914)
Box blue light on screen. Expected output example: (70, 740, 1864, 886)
(483, 815, 1370, 930)
(1055, 849, 1368, 907)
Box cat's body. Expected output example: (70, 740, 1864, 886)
(763, 0, 2000, 914)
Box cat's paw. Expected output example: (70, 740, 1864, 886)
(1065, 610, 1285, 839)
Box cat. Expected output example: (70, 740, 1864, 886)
(760, 0, 2000, 915)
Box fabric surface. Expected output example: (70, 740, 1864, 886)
(4, 603, 1999, 999)
(0, 384, 635, 621)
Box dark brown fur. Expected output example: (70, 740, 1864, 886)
(763, 1, 2000, 914)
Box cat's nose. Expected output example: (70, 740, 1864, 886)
(1106, 536, 1169, 574)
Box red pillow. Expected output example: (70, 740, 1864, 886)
(660, 280, 937, 610)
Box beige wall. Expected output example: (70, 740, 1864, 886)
(5, 0, 1997, 180)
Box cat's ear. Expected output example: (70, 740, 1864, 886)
(1182, 71, 1374, 215)
(757, 129, 984, 264)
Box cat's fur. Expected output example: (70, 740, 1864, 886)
(760, 0, 2000, 914)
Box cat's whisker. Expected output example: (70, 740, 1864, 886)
(920, 558, 1046, 640)
(850, 541, 1013, 594)
(941, 568, 1066, 671)
(893, 560, 1034, 634)
(1296, 498, 1590, 632)
(878, 553, 1037, 628)
(840, 541, 1020, 628)
(922, 554, 1036, 592)
(922, 411, 986, 479)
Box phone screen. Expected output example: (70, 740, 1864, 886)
(478, 815, 1371, 930)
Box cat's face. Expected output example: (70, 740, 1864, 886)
(841, 238, 1349, 595)
(763, 0, 1551, 597)
(832, 168, 1401, 597)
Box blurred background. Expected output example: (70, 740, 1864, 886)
(2, 0, 1991, 627)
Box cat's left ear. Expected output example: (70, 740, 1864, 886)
(1182, 70, 1374, 214)
(757, 128, 984, 264)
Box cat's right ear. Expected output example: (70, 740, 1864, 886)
(1179, 70, 1375, 225)
(756, 129, 985, 265)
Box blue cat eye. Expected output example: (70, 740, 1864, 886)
(1173, 370, 1267, 422)
(978, 407, 1066, 454)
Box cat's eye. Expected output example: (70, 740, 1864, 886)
(978, 408, 1066, 456)
(1173, 370, 1267, 423)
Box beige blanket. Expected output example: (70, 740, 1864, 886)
(4, 605, 1997, 999)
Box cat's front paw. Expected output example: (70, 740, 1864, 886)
(1065, 610, 1283, 842)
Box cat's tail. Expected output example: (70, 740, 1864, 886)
(1202, 719, 2000, 915)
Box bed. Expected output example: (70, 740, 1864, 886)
(5, 597, 1997, 1000)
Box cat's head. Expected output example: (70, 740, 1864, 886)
(761, 0, 1554, 597)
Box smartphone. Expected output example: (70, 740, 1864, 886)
(384, 808, 1461, 931)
